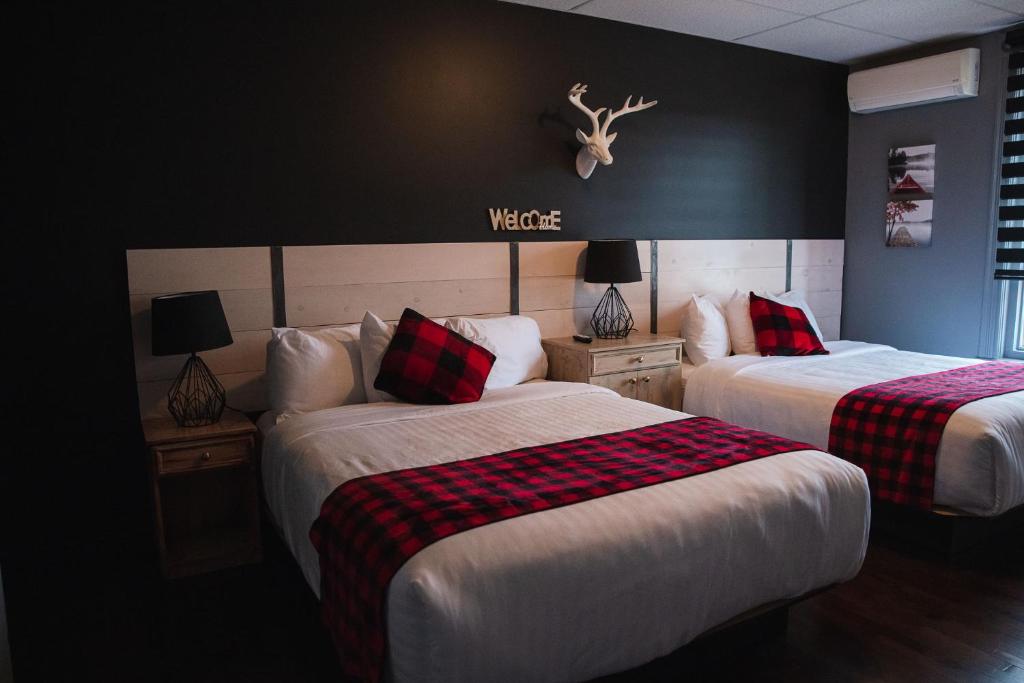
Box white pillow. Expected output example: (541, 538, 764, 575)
(723, 289, 758, 355)
(359, 311, 398, 403)
(759, 290, 824, 341)
(446, 315, 547, 389)
(680, 295, 731, 366)
(266, 324, 365, 417)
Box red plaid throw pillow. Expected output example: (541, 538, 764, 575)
(748, 293, 829, 357)
(374, 308, 496, 404)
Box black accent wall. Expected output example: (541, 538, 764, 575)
(8, 1, 847, 565)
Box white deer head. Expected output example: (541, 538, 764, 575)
(567, 83, 657, 179)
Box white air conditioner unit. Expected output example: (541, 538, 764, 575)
(847, 48, 980, 114)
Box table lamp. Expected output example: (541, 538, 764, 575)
(151, 290, 234, 426)
(584, 239, 642, 339)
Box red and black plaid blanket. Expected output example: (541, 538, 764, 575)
(828, 361, 1024, 509)
(309, 416, 814, 683)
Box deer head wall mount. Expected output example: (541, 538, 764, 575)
(567, 83, 657, 179)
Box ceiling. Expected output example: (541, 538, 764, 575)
(499, 0, 1024, 63)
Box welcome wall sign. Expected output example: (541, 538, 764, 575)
(489, 208, 562, 231)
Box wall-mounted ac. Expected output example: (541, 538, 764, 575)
(847, 48, 980, 114)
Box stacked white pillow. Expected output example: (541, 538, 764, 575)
(359, 311, 399, 403)
(680, 294, 731, 366)
(445, 315, 547, 389)
(266, 324, 365, 418)
(722, 289, 825, 355)
(723, 290, 758, 355)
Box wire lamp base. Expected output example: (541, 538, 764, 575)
(590, 284, 635, 339)
(167, 353, 227, 427)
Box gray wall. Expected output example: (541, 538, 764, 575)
(842, 31, 1004, 357)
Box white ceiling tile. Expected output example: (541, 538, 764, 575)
(498, 0, 583, 10)
(574, 0, 803, 41)
(974, 0, 1024, 14)
(740, 0, 867, 16)
(820, 0, 1019, 42)
(736, 17, 912, 62)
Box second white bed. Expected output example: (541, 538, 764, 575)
(263, 381, 869, 683)
(683, 341, 1024, 517)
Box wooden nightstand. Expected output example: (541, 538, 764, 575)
(542, 333, 685, 410)
(143, 411, 262, 579)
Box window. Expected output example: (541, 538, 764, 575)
(1004, 283, 1024, 359)
(996, 29, 1024, 357)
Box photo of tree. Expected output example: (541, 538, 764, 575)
(885, 199, 932, 247)
(886, 144, 934, 248)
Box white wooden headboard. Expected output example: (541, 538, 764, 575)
(127, 247, 274, 419)
(127, 239, 842, 417)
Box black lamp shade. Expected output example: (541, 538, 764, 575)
(151, 290, 233, 356)
(584, 240, 642, 284)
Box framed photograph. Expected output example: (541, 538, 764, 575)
(887, 144, 935, 195)
(886, 144, 934, 247)
(885, 199, 932, 248)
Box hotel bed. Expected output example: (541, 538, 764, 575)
(682, 340, 1024, 517)
(262, 380, 870, 683)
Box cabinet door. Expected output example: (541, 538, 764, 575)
(591, 371, 638, 400)
(636, 365, 682, 411)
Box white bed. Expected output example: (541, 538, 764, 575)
(683, 341, 1024, 517)
(262, 380, 870, 683)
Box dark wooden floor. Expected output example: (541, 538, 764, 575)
(6, 528, 1024, 682)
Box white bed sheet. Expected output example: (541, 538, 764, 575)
(262, 381, 869, 683)
(683, 341, 1024, 516)
(680, 358, 699, 385)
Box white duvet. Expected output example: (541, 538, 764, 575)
(684, 341, 1024, 517)
(262, 381, 869, 683)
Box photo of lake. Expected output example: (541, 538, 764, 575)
(888, 144, 935, 195)
(885, 199, 932, 248)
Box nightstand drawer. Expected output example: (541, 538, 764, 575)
(157, 437, 251, 475)
(591, 345, 681, 376)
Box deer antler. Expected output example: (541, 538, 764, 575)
(567, 83, 606, 139)
(600, 95, 658, 136)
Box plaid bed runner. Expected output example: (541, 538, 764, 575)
(828, 361, 1024, 509)
(309, 416, 814, 683)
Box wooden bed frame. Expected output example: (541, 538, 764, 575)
(872, 500, 1024, 559)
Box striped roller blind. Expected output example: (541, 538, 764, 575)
(997, 28, 1024, 279)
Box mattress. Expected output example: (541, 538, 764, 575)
(683, 341, 1024, 517)
(262, 381, 870, 683)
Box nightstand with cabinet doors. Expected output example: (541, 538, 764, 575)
(541, 333, 684, 410)
(143, 411, 262, 579)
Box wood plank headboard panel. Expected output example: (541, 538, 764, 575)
(127, 247, 274, 418)
(127, 242, 514, 417)
(283, 243, 510, 327)
(655, 239, 843, 341)
(790, 240, 844, 342)
(518, 241, 652, 338)
(127, 239, 844, 417)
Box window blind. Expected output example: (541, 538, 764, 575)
(997, 28, 1024, 279)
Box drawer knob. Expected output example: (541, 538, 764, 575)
(201, 451, 212, 461)
(635, 355, 646, 363)
(628, 377, 637, 385)
(642, 376, 651, 383)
